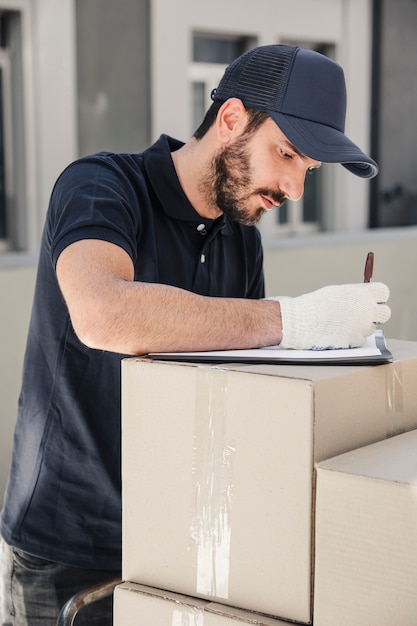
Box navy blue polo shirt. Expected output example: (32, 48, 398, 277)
(0, 135, 265, 570)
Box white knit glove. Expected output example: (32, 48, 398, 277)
(269, 283, 391, 350)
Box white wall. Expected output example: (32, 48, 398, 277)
(0, 228, 417, 500)
(263, 229, 417, 342)
(2, 232, 417, 501)
(0, 268, 36, 502)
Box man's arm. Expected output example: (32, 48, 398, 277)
(56, 239, 282, 355)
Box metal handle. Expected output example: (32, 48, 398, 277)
(56, 576, 122, 626)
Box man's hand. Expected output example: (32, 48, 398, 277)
(269, 283, 391, 350)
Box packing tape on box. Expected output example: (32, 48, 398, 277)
(190, 369, 235, 600)
(385, 361, 404, 434)
(172, 606, 205, 626)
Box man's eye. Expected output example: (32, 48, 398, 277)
(280, 149, 292, 159)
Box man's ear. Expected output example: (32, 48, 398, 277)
(215, 98, 248, 143)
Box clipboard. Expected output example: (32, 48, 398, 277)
(149, 330, 392, 366)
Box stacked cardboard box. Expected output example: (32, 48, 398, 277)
(314, 428, 417, 626)
(114, 582, 293, 626)
(117, 339, 417, 624)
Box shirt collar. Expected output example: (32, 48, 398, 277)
(143, 134, 233, 235)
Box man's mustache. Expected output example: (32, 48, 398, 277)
(256, 188, 287, 207)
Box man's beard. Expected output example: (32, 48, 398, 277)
(200, 135, 287, 226)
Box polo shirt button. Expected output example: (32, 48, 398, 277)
(197, 223, 207, 235)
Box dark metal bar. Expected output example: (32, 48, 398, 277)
(56, 577, 122, 626)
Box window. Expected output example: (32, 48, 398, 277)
(189, 34, 255, 134)
(274, 166, 324, 236)
(269, 41, 335, 237)
(75, 0, 151, 156)
(189, 34, 336, 237)
(0, 10, 26, 255)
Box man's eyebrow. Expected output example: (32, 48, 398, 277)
(283, 140, 322, 167)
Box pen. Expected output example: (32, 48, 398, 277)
(364, 251, 374, 283)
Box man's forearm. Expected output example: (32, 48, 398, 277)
(79, 280, 282, 355)
(56, 239, 282, 355)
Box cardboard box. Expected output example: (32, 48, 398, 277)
(121, 339, 417, 624)
(113, 583, 209, 626)
(314, 428, 417, 626)
(113, 582, 292, 626)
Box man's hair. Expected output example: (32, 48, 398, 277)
(193, 101, 270, 140)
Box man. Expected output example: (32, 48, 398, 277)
(0, 44, 390, 625)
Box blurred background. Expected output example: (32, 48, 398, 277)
(1, 0, 416, 500)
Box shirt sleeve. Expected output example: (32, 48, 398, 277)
(48, 153, 142, 268)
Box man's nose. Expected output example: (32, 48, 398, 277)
(279, 169, 307, 202)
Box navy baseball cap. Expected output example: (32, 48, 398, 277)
(211, 45, 378, 179)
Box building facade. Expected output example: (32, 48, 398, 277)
(1, 0, 417, 498)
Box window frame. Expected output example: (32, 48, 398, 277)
(0, 20, 15, 252)
(152, 0, 375, 239)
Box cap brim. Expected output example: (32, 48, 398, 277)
(269, 110, 378, 179)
